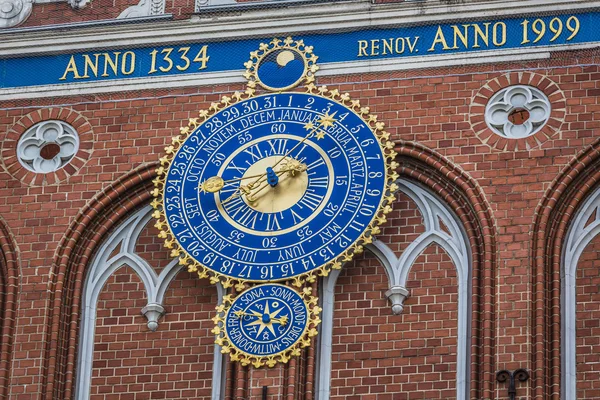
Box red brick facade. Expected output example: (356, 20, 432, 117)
(4, 4, 600, 397)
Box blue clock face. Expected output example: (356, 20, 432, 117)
(225, 284, 309, 357)
(163, 92, 387, 282)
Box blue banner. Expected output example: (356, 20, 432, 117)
(0, 11, 595, 89)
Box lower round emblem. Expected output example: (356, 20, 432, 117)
(213, 283, 321, 368)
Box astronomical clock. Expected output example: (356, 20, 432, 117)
(152, 37, 398, 367)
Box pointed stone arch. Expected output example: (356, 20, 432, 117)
(531, 136, 600, 398)
(0, 216, 18, 400)
(43, 163, 158, 400)
(315, 142, 497, 399)
(561, 185, 600, 399)
(316, 179, 472, 400)
(44, 162, 226, 400)
(74, 205, 226, 399)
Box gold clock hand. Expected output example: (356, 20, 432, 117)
(200, 166, 302, 194)
(271, 316, 288, 326)
(244, 165, 305, 203)
(269, 112, 335, 172)
(221, 163, 305, 204)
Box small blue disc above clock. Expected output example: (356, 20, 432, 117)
(256, 48, 306, 91)
(225, 284, 309, 357)
(162, 92, 387, 282)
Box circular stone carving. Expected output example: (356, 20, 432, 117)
(485, 85, 551, 139)
(0, 0, 32, 28)
(16, 120, 80, 174)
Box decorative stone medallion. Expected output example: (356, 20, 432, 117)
(17, 120, 80, 174)
(485, 85, 551, 139)
(469, 72, 566, 152)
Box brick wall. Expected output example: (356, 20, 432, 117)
(330, 246, 458, 400)
(2, 51, 600, 399)
(90, 228, 217, 399)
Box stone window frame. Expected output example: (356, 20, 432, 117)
(561, 185, 600, 399)
(315, 179, 472, 400)
(74, 205, 226, 400)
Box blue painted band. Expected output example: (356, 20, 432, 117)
(0, 11, 595, 90)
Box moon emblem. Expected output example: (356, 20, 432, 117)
(276, 50, 295, 67)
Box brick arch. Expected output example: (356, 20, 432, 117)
(42, 162, 157, 400)
(531, 136, 600, 399)
(395, 140, 497, 400)
(0, 215, 19, 400)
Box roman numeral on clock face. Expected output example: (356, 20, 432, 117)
(243, 145, 265, 163)
(225, 160, 247, 175)
(307, 158, 325, 172)
(265, 213, 282, 231)
(267, 139, 289, 155)
(310, 176, 328, 188)
(298, 189, 324, 211)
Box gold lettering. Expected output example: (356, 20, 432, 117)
(177, 47, 191, 71)
(395, 38, 405, 54)
(82, 53, 100, 78)
(121, 51, 135, 75)
(452, 25, 469, 49)
(102, 52, 120, 77)
(493, 22, 507, 46)
(382, 39, 393, 55)
(406, 37, 419, 53)
(193, 45, 210, 70)
(473, 23, 490, 48)
(59, 55, 81, 80)
(357, 40, 369, 57)
(429, 26, 450, 51)
(370, 39, 380, 56)
(159, 48, 173, 72)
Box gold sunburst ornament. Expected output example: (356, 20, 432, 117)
(152, 36, 398, 367)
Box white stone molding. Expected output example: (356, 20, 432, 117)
(0, 0, 88, 29)
(195, 0, 233, 12)
(118, 0, 165, 19)
(315, 267, 342, 400)
(212, 283, 227, 400)
(485, 85, 551, 139)
(315, 179, 472, 400)
(74, 205, 224, 400)
(0, 0, 32, 28)
(561, 186, 600, 399)
(16, 120, 79, 174)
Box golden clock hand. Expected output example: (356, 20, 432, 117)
(200, 166, 302, 194)
(233, 310, 262, 319)
(268, 111, 336, 172)
(244, 167, 304, 203)
(271, 316, 288, 326)
(238, 112, 334, 196)
(221, 163, 306, 204)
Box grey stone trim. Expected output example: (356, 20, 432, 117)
(315, 268, 342, 400)
(315, 179, 472, 400)
(74, 205, 224, 399)
(561, 187, 600, 399)
(212, 283, 226, 400)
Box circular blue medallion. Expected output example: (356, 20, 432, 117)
(224, 284, 310, 358)
(160, 92, 390, 283)
(256, 48, 307, 91)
